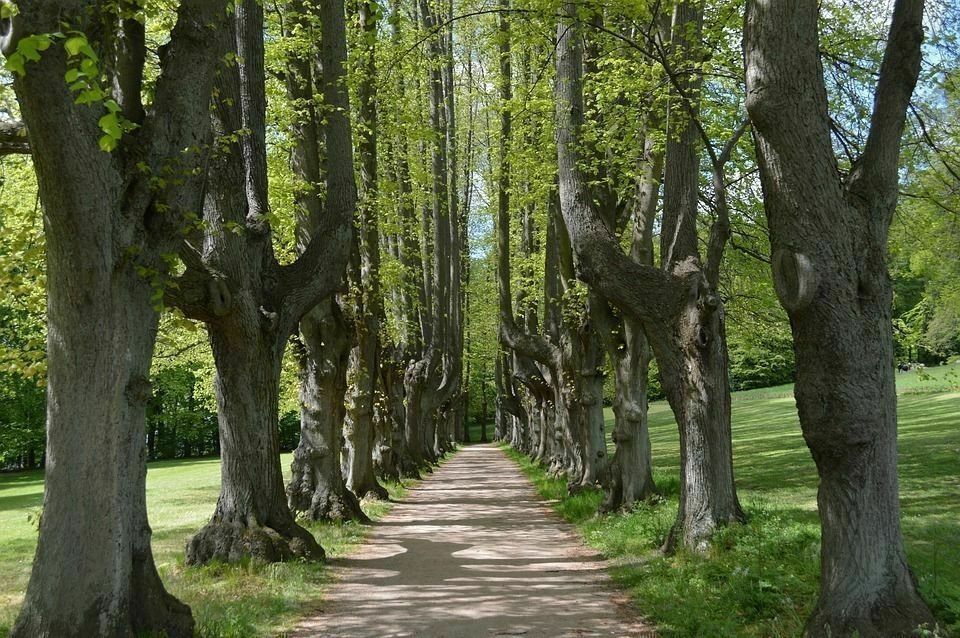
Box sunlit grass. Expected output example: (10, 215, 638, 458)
(0, 453, 409, 637)
(505, 363, 960, 637)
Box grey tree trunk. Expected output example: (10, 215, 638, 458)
(593, 116, 663, 512)
(7, 2, 227, 634)
(374, 346, 406, 481)
(187, 322, 324, 563)
(172, 0, 355, 565)
(280, 0, 363, 523)
(553, 2, 742, 551)
(343, 0, 388, 503)
(745, 1, 934, 634)
(288, 299, 367, 522)
(601, 314, 656, 511)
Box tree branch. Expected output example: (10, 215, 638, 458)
(554, 8, 687, 326)
(847, 0, 924, 209)
(276, 0, 355, 330)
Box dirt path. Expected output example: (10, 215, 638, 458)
(291, 444, 654, 638)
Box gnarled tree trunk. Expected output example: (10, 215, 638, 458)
(7, 2, 227, 634)
(288, 298, 367, 522)
(187, 319, 324, 563)
(174, 0, 355, 565)
(553, 1, 742, 551)
(745, 0, 934, 633)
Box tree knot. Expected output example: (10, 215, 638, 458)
(772, 248, 818, 312)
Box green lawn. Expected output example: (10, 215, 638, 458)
(0, 453, 407, 637)
(1, 364, 957, 637)
(506, 362, 960, 637)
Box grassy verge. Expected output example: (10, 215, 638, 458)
(0, 454, 409, 637)
(503, 367, 960, 637)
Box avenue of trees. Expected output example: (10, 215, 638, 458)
(0, 0, 957, 636)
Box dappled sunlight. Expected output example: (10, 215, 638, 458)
(291, 445, 653, 638)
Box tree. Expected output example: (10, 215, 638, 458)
(343, 0, 389, 501)
(553, 1, 744, 551)
(172, 0, 354, 565)
(744, 0, 936, 634)
(3, 1, 228, 634)
(278, 0, 368, 523)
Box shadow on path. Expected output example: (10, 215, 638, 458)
(291, 444, 655, 638)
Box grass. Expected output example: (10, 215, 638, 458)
(505, 362, 960, 637)
(0, 453, 408, 637)
(1, 364, 956, 637)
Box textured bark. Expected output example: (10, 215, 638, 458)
(388, 3, 426, 478)
(8, 2, 226, 634)
(401, 353, 432, 477)
(288, 299, 367, 522)
(344, 341, 389, 499)
(281, 0, 363, 523)
(175, 0, 355, 565)
(401, 0, 459, 469)
(597, 128, 661, 511)
(554, 2, 741, 549)
(600, 312, 656, 511)
(745, 1, 934, 634)
(374, 347, 406, 481)
(343, 0, 388, 503)
(187, 323, 324, 564)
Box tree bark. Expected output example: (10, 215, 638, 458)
(280, 0, 363, 523)
(374, 345, 406, 481)
(174, 0, 355, 564)
(288, 298, 368, 522)
(553, 2, 742, 550)
(745, 0, 934, 634)
(8, 1, 226, 634)
(187, 320, 324, 563)
(597, 126, 662, 511)
(343, 0, 388, 502)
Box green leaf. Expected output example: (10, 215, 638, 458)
(5, 53, 25, 76)
(64, 35, 86, 57)
(99, 113, 122, 140)
(99, 134, 118, 152)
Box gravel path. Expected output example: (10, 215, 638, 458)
(291, 443, 655, 637)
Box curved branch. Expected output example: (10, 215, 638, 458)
(847, 0, 924, 211)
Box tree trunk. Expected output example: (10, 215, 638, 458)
(344, 341, 389, 499)
(8, 1, 227, 633)
(13, 270, 192, 638)
(654, 304, 742, 552)
(401, 354, 431, 477)
(187, 319, 324, 564)
(553, 1, 742, 550)
(287, 298, 367, 522)
(602, 316, 656, 511)
(343, 0, 388, 503)
(374, 347, 406, 481)
(745, 1, 934, 633)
